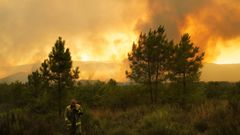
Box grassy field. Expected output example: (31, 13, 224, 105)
(0, 81, 240, 135)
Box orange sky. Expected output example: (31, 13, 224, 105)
(0, 0, 240, 80)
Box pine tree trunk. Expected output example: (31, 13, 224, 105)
(182, 72, 186, 107)
(58, 75, 62, 116)
(154, 79, 158, 104)
(147, 59, 154, 105)
(183, 72, 186, 91)
(149, 81, 154, 105)
(154, 65, 159, 104)
(155, 81, 158, 104)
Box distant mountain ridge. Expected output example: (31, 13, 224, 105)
(0, 61, 126, 83)
(0, 72, 28, 83)
(0, 62, 240, 83)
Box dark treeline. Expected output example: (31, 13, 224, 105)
(0, 26, 240, 135)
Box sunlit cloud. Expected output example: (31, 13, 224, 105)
(0, 0, 146, 66)
(137, 0, 240, 63)
(214, 38, 240, 64)
(1, 0, 240, 81)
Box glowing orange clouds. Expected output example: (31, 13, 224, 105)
(73, 31, 138, 62)
(180, 0, 240, 64)
(214, 38, 240, 64)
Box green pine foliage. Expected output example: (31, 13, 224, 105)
(170, 33, 205, 90)
(28, 37, 80, 115)
(126, 26, 174, 104)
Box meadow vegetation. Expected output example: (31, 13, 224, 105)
(0, 81, 240, 135)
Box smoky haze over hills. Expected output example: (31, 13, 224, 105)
(0, 62, 240, 83)
(201, 63, 240, 82)
(0, 61, 127, 83)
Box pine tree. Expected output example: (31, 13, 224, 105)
(28, 37, 79, 115)
(28, 70, 42, 97)
(170, 33, 204, 91)
(39, 59, 51, 88)
(126, 26, 173, 104)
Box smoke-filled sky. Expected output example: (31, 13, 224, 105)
(0, 0, 146, 66)
(1, 0, 240, 79)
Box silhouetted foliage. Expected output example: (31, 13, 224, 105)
(28, 37, 79, 115)
(28, 70, 43, 97)
(1, 80, 240, 135)
(169, 33, 204, 90)
(107, 78, 117, 86)
(126, 26, 173, 104)
(39, 59, 51, 87)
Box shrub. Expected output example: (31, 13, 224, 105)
(137, 108, 192, 135)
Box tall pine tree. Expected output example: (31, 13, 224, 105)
(28, 37, 79, 115)
(170, 33, 204, 91)
(126, 26, 173, 104)
(48, 37, 74, 115)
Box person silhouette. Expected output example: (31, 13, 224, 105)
(64, 99, 83, 135)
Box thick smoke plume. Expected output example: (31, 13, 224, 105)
(136, 0, 240, 61)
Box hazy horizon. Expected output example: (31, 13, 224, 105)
(1, 62, 240, 83)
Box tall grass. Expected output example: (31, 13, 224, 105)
(0, 81, 240, 134)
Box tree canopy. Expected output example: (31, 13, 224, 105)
(28, 37, 80, 115)
(126, 26, 204, 104)
(170, 33, 205, 90)
(126, 26, 174, 103)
